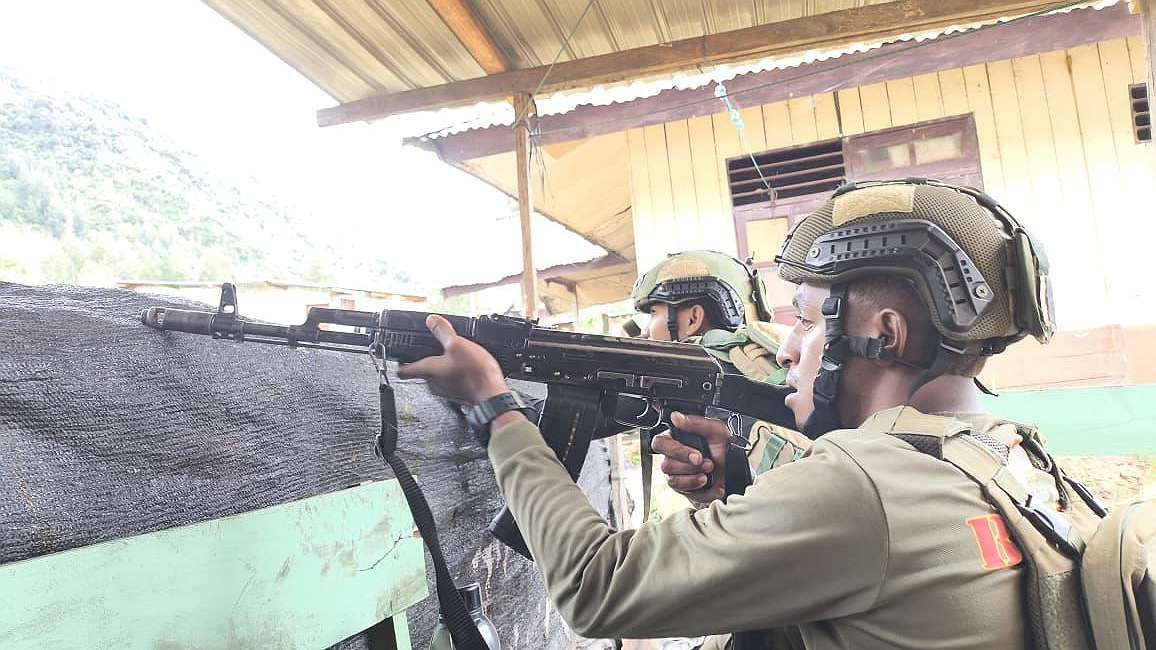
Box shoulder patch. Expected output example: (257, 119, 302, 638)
(965, 514, 1024, 570)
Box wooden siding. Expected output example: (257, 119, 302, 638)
(627, 37, 1156, 334)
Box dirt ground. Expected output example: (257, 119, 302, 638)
(1055, 455, 1156, 506)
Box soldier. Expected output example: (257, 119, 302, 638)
(629, 250, 803, 503)
(398, 179, 1058, 649)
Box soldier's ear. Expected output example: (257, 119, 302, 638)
(683, 303, 710, 337)
(876, 308, 910, 364)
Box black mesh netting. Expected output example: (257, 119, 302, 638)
(0, 282, 614, 649)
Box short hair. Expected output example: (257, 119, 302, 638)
(847, 275, 987, 377)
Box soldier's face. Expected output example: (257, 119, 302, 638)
(776, 283, 828, 429)
(643, 303, 673, 341)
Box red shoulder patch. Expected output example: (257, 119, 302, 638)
(965, 514, 1024, 570)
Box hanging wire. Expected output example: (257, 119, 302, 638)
(714, 80, 776, 204)
(512, 0, 600, 134)
(411, 0, 1083, 143)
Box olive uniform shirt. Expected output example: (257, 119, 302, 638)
(488, 406, 1029, 649)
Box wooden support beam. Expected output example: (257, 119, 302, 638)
(427, 0, 510, 74)
(414, 3, 1137, 162)
(514, 93, 538, 319)
(318, 0, 1074, 126)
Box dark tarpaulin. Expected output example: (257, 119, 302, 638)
(0, 282, 615, 649)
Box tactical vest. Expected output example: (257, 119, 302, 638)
(863, 407, 1156, 650)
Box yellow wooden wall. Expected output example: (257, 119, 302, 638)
(627, 37, 1154, 332)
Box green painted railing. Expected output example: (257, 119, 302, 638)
(983, 384, 1156, 456)
(0, 480, 427, 650)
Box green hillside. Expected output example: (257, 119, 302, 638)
(0, 69, 403, 288)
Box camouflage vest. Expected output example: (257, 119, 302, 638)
(690, 322, 811, 476)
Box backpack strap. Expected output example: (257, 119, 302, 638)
(865, 407, 1027, 501)
(868, 407, 1086, 555)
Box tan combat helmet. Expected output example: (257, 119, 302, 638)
(773, 178, 1055, 435)
(631, 250, 773, 339)
(777, 179, 1055, 352)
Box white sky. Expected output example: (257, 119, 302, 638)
(0, 0, 604, 289)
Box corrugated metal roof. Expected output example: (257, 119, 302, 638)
(409, 0, 1122, 138)
(203, 0, 909, 102)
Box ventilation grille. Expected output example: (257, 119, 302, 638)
(727, 139, 846, 207)
(1131, 83, 1151, 143)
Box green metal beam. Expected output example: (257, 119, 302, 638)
(983, 384, 1156, 456)
(0, 480, 427, 649)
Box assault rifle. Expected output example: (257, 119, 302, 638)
(141, 284, 795, 557)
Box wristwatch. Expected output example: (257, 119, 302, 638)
(464, 392, 536, 443)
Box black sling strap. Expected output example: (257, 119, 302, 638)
(375, 374, 490, 650)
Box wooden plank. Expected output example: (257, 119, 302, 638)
(1069, 43, 1125, 304)
(642, 124, 678, 264)
(317, 0, 1082, 124)
(0, 480, 426, 649)
(938, 67, 970, 115)
(687, 116, 735, 254)
(885, 77, 919, 126)
(422, 4, 1141, 162)
(912, 72, 946, 121)
(787, 96, 820, 144)
(1039, 49, 1112, 327)
(836, 88, 866, 135)
(985, 60, 1034, 214)
(1127, 35, 1148, 84)
(1009, 54, 1065, 267)
(961, 64, 1007, 199)
(426, 0, 510, 74)
(664, 120, 702, 245)
(712, 110, 745, 220)
(762, 100, 794, 149)
(1098, 37, 1156, 321)
(858, 82, 893, 132)
(738, 106, 768, 152)
(514, 93, 538, 318)
(626, 128, 659, 272)
(813, 93, 841, 139)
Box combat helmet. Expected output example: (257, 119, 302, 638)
(774, 178, 1055, 435)
(631, 250, 773, 340)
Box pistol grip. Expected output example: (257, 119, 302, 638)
(669, 425, 714, 490)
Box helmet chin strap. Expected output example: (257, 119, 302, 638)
(666, 305, 681, 342)
(800, 284, 849, 439)
(800, 283, 934, 438)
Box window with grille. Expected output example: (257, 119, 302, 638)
(1130, 83, 1151, 143)
(726, 114, 982, 324)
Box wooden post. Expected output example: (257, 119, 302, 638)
(570, 284, 581, 331)
(513, 93, 538, 319)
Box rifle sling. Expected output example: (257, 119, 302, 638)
(376, 378, 490, 650)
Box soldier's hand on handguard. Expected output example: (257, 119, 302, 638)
(397, 314, 510, 404)
(651, 413, 732, 503)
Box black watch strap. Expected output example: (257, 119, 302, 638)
(464, 392, 534, 441)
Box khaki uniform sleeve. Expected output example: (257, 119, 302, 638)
(488, 418, 888, 640)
